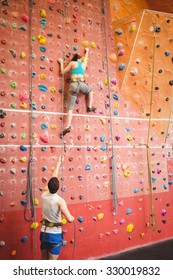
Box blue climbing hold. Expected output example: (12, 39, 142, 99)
(21, 200, 28, 205)
(78, 216, 84, 223)
(21, 236, 28, 243)
(40, 47, 46, 53)
(20, 145, 27, 151)
(126, 208, 132, 214)
(119, 63, 125, 70)
(38, 85, 48, 92)
(134, 188, 139, 193)
(31, 103, 37, 110)
(100, 134, 106, 142)
(39, 19, 46, 29)
(100, 145, 107, 151)
(113, 93, 119, 100)
(114, 110, 118, 115)
(115, 29, 122, 35)
(41, 146, 47, 151)
(85, 164, 92, 170)
(152, 177, 156, 183)
(41, 123, 48, 130)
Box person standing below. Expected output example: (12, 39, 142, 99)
(58, 47, 96, 138)
(40, 155, 74, 260)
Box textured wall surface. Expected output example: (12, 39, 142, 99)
(0, 0, 173, 260)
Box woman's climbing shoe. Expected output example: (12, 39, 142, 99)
(87, 106, 96, 113)
(60, 126, 71, 138)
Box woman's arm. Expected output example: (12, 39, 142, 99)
(58, 58, 72, 74)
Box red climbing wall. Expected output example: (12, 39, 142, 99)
(0, 0, 173, 260)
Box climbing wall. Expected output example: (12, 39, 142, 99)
(0, 0, 173, 260)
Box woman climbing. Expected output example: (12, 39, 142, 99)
(58, 47, 96, 138)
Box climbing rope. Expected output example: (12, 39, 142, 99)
(146, 22, 157, 231)
(60, 3, 76, 259)
(102, 0, 118, 215)
(24, 0, 36, 222)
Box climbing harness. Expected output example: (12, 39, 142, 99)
(102, 0, 118, 214)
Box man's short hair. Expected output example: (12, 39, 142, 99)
(48, 177, 59, 194)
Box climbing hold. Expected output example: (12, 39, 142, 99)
(39, 18, 46, 29)
(37, 34, 47, 44)
(115, 29, 122, 35)
(40, 132, 49, 143)
(78, 216, 83, 223)
(0, 241, 5, 247)
(90, 41, 96, 48)
(126, 208, 132, 214)
(20, 90, 29, 101)
(97, 213, 104, 220)
(20, 145, 27, 152)
(109, 53, 117, 63)
(124, 170, 130, 177)
(40, 47, 46, 52)
(20, 52, 26, 59)
(140, 233, 145, 238)
(85, 164, 92, 170)
(40, 9, 46, 18)
(11, 250, 17, 256)
(119, 64, 125, 70)
(82, 41, 89, 47)
(126, 223, 134, 233)
(21, 14, 29, 23)
(21, 200, 27, 206)
(152, 177, 156, 183)
(9, 50, 16, 58)
(30, 222, 39, 229)
(20, 102, 27, 109)
(10, 82, 17, 89)
(50, 87, 56, 93)
(38, 85, 48, 92)
(100, 134, 106, 142)
(41, 123, 48, 130)
(161, 209, 166, 216)
(21, 236, 28, 243)
(20, 157, 27, 163)
(100, 118, 106, 125)
(120, 219, 125, 225)
(101, 156, 107, 163)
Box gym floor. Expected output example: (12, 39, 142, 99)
(100, 239, 173, 260)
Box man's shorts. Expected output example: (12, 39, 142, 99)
(40, 232, 63, 255)
(68, 81, 92, 110)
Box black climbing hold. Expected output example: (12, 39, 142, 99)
(0, 110, 6, 118)
(154, 26, 161, 32)
(169, 80, 173, 86)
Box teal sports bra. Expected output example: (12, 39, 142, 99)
(70, 61, 85, 75)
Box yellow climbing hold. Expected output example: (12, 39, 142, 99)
(140, 233, 145, 238)
(104, 77, 110, 86)
(97, 213, 104, 220)
(100, 118, 106, 125)
(101, 155, 107, 163)
(85, 125, 90, 131)
(126, 134, 132, 141)
(61, 218, 67, 225)
(40, 9, 46, 18)
(40, 73, 46, 79)
(20, 157, 27, 163)
(37, 34, 47, 44)
(50, 124, 56, 129)
(20, 52, 26, 59)
(50, 86, 56, 93)
(90, 41, 96, 48)
(126, 223, 134, 233)
(20, 102, 27, 109)
(82, 41, 89, 47)
(124, 169, 131, 177)
(114, 102, 119, 108)
(33, 198, 39, 205)
(30, 222, 39, 229)
(32, 132, 37, 139)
